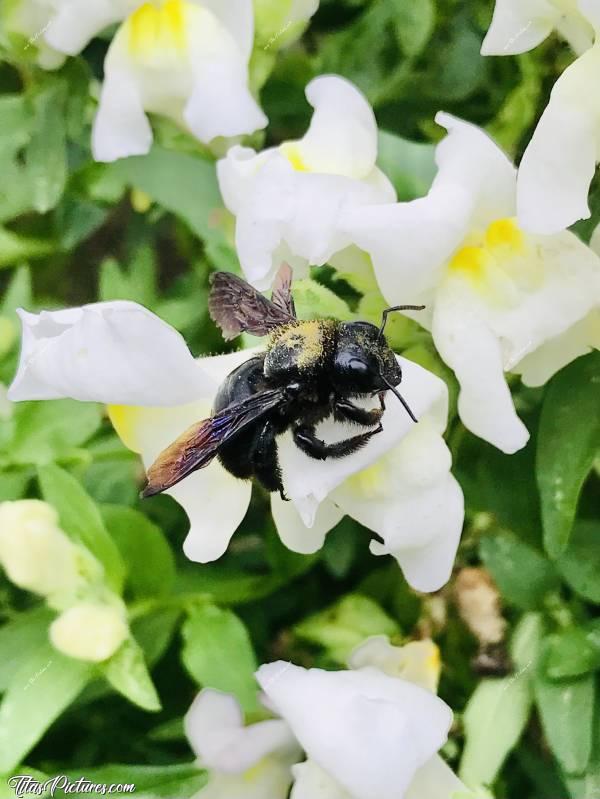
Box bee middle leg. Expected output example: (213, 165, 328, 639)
(333, 398, 384, 427)
(250, 419, 286, 499)
(293, 423, 383, 461)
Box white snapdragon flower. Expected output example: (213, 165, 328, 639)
(49, 600, 129, 662)
(8, 300, 463, 591)
(92, 0, 267, 162)
(185, 689, 300, 799)
(0, 500, 82, 597)
(4, 0, 139, 69)
(256, 659, 467, 799)
(482, 0, 600, 234)
(481, 0, 594, 57)
(348, 635, 442, 694)
(217, 75, 396, 290)
(341, 113, 600, 454)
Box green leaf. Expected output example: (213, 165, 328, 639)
(37, 463, 126, 593)
(459, 675, 533, 788)
(25, 82, 68, 213)
(479, 532, 560, 610)
(542, 626, 600, 681)
(8, 400, 102, 465)
(0, 467, 31, 502)
(537, 352, 600, 556)
(534, 671, 594, 776)
(377, 130, 436, 201)
(293, 278, 352, 321)
(101, 637, 161, 712)
(0, 607, 53, 692)
(99, 245, 158, 308)
(181, 604, 258, 713)
(0, 227, 53, 268)
(56, 764, 206, 798)
(0, 94, 32, 152)
(0, 264, 32, 321)
(294, 594, 400, 663)
(131, 607, 181, 667)
(108, 146, 236, 270)
(101, 505, 175, 598)
(393, 0, 435, 57)
(510, 612, 545, 673)
(556, 520, 600, 603)
(0, 642, 92, 773)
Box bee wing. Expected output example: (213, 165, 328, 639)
(270, 263, 296, 317)
(142, 388, 286, 497)
(208, 268, 295, 341)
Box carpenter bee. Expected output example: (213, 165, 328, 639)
(142, 265, 424, 499)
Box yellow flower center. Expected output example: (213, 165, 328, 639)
(128, 0, 187, 57)
(279, 142, 309, 172)
(447, 217, 542, 304)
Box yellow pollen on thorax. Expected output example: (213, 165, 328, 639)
(279, 142, 309, 172)
(128, 0, 187, 58)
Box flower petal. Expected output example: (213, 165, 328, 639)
(185, 689, 298, 773)
(8, 302, 214, 405)
(348, 637, 441, 694)
(517, 44, 600, 234)
(45, 0, 136, 56)
(107, 356, 253, 564)
(92, 39, 153, 162)
(198, 759, 294, 799)
(434, 113, 516, 227)
(342, 114, 516, 309)
(405, 754, 467, 799)
(289, 75, 379, 179)
(278, 357, 449, 527)
(111, 407, 252, 564)
(291, 760, 352, 799)
(340, 182, 473, 309)
(486, 229, 600, 371)
(184, 7, 267, 143)
(230, 154, 391, 289)
(271, 493, 343, 555)
(256, 662, 453, 799)
(333, 420, 464, 592)
(198, 0, 255, 61)
(431, 280, 530, 453)
(511, 309, 600, 387)
(368, 476, 464, 593)
(480, 0, 559, 56)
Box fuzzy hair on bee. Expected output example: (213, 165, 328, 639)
(142, 264, 424, 500)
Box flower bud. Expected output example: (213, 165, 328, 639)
(49, 601, 129, 662)
(0, 500, 81, 597)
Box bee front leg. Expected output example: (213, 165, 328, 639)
(293, 423, 383, 461)
(333, 398, 384, 427)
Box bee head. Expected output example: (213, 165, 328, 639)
(332, 321, 401, 393)
(332, 304, 425, 422)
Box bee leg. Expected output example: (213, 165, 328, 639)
(293, 423, 383, 461)
(251, 419, 287, 497)
(333, 398, 384, 427)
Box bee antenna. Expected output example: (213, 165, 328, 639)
(380, 374, 418, 423)
(378, 305, 425, 339)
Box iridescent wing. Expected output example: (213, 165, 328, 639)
(208, 264, 296, 341)
(142, 388, 286, 497)
(270, 263, 296, 317)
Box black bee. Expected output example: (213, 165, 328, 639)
(142, 265, 424, 499)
